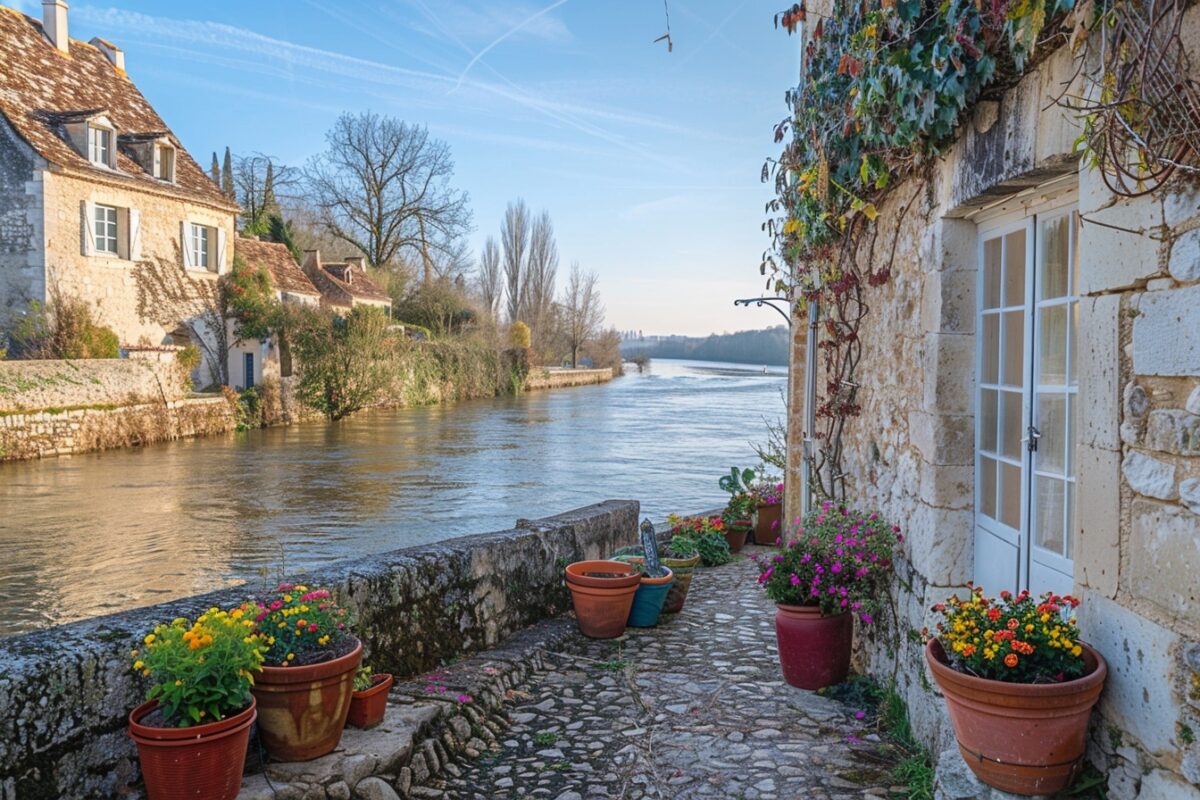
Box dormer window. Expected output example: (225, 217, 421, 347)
(154, 143, 175, 182)
(88, 125, 114, 168)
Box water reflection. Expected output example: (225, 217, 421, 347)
(0, 359, 786, 634)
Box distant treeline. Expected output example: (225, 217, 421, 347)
(621, 326, 789, 366)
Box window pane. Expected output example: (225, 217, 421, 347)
(1040, 215, 1070, 300)
(1000, 462, 1022, 529)
(1039, 305, 1068, 385)
(1037, 393, 1067, 474)
(979, 456, 997, 520)
(1069, 212, 1079, 296)
(1002, 310, 1024, 386)
(981, 314, 999, 384)
(1001, 389, 1022, 460)
(1004, 229, 1026, 306)
(1068, 301, 1078, 385)
(983, 238, 1002, 309)
(1035, 476, 1066, 556)
(1064, 481, 1075, 559)
(1067, 394, 1076, 477)
(981, 389, 998, 452)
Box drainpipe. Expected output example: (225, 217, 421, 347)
(796, 16, 818, 517)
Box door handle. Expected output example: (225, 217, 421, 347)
(1022, 425, 1041, 452)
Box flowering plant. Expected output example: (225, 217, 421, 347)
(353, 665, 378, 692)
(247, 583, 355, 667)
(925, 587, 1086, 683)
(750, 479, 785, 506)
(755, 503, 900, 623)
(131, 607, 266, 727)
(666, 515, 731, 566)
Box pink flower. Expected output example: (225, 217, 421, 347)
(790, 574, 801, 586)
(456, 693, 473, 704)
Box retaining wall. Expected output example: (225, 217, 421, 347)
(0, 500, 640, 799)
(524, 367, 613, 391)
(0, 359, 187, 413)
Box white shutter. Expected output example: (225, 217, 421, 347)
(152, 147, 161, 179)
(181, 221, 193, 269)
(82, 201, 95, 256)
(129, 208, 142, 261)
(216, 227, 227, 274)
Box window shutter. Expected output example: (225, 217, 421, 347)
(129, 208, 142, 261)
(82, 201, 94, 256)
(217, 227, 228, 274)
(152, 147, 161, 179)
(181, 221, 193, 269)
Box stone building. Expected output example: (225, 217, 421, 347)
(302, 249, 393, 314)
(781, 5, 1200, 797)
(0, 2, 238, 367)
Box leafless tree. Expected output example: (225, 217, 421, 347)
(563, 261, 604, 368)
(303, 112, 472, 278)
(476, 236, 502, 318)
(133, 253, 231, 386)
(501, 199, 529, 323)
(235, 153, 298, 231)
(524, 210, 558, 344)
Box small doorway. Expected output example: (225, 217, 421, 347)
(244, 352, 255, 390)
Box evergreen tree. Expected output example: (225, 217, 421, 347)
(210, 152, 220, 185)
(268, 214, 302, 263)
(221, 147, 235, 199)
(262, 161, 280, 220)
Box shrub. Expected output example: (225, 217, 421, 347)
(290, 306, 399, 421)
(667, 515, 732, 567)
(131, 608, 266, 727)
(245, 583, 355, 667)
(8, 296, 120, 359)
(509, 320, 531, 349)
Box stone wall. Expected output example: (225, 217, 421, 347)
(0, 500, 640, 800)
(0, 115, 43, 335)
(0, 358, 188, 413)
(524, 367, 613, 391)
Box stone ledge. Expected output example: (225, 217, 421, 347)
(934, 748, 1042, 800)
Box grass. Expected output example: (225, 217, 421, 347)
(533, 732, 559, 747)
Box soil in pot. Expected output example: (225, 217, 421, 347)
(347, 672, 394, 730)
(565, 560, 640, 639)
(724, 520, 750, 553)
(251, 638, 363, 761)
(661, 553, 700, 613)
(926, 639, 1107, 796)
(774, 604, 852, 689)
(627, 567, 675, 627)
(754, 502, 782, 545)
(129, 697, 256, 800)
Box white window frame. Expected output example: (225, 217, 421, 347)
(88, 125, 114, 168)
(94, 203, 119, 255)
(189, 224, 211, 270)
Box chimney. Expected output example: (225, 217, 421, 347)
(302, 249, 320, 274)
(344, 256, 366, 270)
(42, 0, 69, 55)
(90, 37, 125, 72)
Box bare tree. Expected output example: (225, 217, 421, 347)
(563, 261, 604, 368)
(235, 153, 298, 231)
(133, 254, 231, 386)
(524, 210, 558, 344)
(501, 199, 529, 323)
(303, 112, 472, 276)
(476, 236, 501, 318)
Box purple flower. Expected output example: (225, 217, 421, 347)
(790, 573, 801, 586)
(854, 711, 866, 720)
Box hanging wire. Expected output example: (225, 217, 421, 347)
(654, 0, 673, 51)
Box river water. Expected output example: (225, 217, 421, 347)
(0, 359, 787, 635)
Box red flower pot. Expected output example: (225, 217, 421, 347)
(754, 502, 782, 545)
(774, 604, 852, 689)
(724, 520, 751, 553)
(251, 638, 363, 761)
(565, 560, 640, 639)
(926, 639, 1107, 796)
(128, 697, 256, 800)
(347, 672, 394, 729)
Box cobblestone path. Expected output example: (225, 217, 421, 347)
(435, 549, 903, 799)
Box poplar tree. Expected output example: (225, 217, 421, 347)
(221, 147, 235, 199)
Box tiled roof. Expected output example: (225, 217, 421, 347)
(234, 237, 319, 297)
(303, 254, 392, 307)
(0, 7, 237, 211)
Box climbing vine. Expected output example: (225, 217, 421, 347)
(764, 0, 1073, 500)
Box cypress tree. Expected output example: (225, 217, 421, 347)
(268, 214, 302, 263)
(221, 147, 235, 199)
(262, 161, 279, 220)
(210, 152, 220, 185)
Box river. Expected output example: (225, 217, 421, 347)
(0, 359, 787, 635)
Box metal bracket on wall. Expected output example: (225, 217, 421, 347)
(733, 297, 793, 325)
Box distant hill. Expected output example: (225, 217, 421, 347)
(620, 326, 789, 366)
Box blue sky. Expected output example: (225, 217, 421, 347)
(13, 0, 799, 336)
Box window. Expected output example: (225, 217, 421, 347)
(244, 352, 255, 390)
(189, 224, 210, 269)
(94, 204, 118, 254)
(154, 144, 175, 182)
(88, 126, 112, 167)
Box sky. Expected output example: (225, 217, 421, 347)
(10, 0, 800, 336)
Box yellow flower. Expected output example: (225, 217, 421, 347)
(133, 660, 144, 670)
(1071, 645, 1082, 657)
(142, 668, 151, 677)
(287, 653, 295, 661)
(175, 680, 183, 687)
(144, 634, 156, 645)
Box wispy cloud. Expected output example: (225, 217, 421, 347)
(452, 0, 571, 91)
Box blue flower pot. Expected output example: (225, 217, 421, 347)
(626, 568, 674, 628)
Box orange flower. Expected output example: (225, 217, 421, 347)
(1004, 653, 1018, 668)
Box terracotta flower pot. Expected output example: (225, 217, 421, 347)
(565, 560, 641, 639)
(251, 638, 363, 761)
(128, 697, 256, 800)
(774, 604, 852, 689)
(347, 672, 394, 730)
(661, 553, 701, 613)
(754, 502, 782, 545)
(627, 567, 675, 627)
(724, 520, 751, 553)
(925, 639, 1107, 796)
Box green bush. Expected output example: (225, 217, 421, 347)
(7, 296, 120, 359)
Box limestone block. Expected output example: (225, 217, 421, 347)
(933, 747, 1029, 800)
(922, 267, 976, 335)
(1075, 444, 1121, 597)
(1130, 499, 1200, 622)
(1132, 285, 1200, 376)
(1122, 383, 1151, 447)
(1077, 592, 1180, 755)
(1078, 295, 1122, 450)
(1137, 769, 1200, 800)
(1122, 451, 1178, 500)
(353, 777, 400, 800)
(327, 783, 351, 800)
(906, 504, 973, 586)
(1169, 229, 1200, 282)
(1079, 169, 1162, 295)
(923, 333, 975, 416)
(919, 462, 974, 511)
(1187, 386, 1200, 416)
(909, 412, 975, 466)
(1181, 478, 1200, 515)
(1144, 409, 1200, 455)
(1163, 181, 1200, 228)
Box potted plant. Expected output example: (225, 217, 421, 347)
(347, 665, 394, 730)
(612, 556, 676, 627)
(660, 535, 701, 613)
(666, 515, 732, 567)
(718, 467, 757, 551)
(245, 584, 361, 761)
(564, 560, 641, 639)
(756, 503, 900, 689)
(924, 587, 1107, 796)
(750, 478, 784, 545)
(128, 608, 265, 800)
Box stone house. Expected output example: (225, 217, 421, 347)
(780, 5, 1200, 798)
(0, 1, 239, 374)
(301, 249, 393, 314)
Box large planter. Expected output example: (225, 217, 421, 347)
(565, 560, 641, 639)
(754, 502, 782, 545)
(724, 520, 751, 553)
(128, 697, 256, 800)
(661, 553, 701, 613)
(347, 672, 394, 730)
(774, 604, 852, 689)
(251, 639, 363, 761)
(627, 567, 675, 627)
(925, 639, 1107, 796)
